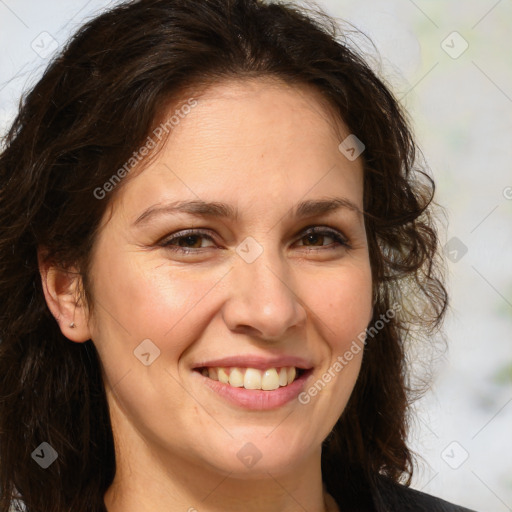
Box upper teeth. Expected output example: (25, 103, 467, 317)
(200, 366, 298, 390)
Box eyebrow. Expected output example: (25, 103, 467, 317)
(133, 197, 362, 227)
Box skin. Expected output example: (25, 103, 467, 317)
(39, 78, 373, 512)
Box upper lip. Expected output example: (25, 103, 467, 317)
(193, 355, 314, 371)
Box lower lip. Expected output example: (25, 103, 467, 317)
(193, 370, 312, 410)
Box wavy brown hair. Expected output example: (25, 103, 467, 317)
(0, 0, 447, 510)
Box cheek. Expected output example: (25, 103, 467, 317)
(89, 250, 227, 360)
(303, 264, 373, 351)
(294, 264, 372, 435)
(89, 257, 224, 428)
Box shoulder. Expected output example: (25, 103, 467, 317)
(371, 477, 477, 512)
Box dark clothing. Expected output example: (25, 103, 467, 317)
(332, 476, 477, 512)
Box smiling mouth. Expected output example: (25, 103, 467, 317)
(194, 366, 306, 390)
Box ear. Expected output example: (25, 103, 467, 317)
(38, 248, 92, 343)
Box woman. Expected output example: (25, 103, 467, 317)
(0, 0, 475, 511)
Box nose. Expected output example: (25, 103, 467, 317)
(222, 247, 307, 341)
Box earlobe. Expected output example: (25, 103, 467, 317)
(37, 250, 91, 343)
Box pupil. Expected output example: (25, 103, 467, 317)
(182, 235, 199, 247)
(305, 234, 322, 246)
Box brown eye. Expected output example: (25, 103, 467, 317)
(301, 233, 330, 246)
(176, 235, 204, 248)
(296, 227, 349, 250)
(161, 230, 216, 252)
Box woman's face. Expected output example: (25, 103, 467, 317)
(87, 78, 373, 478)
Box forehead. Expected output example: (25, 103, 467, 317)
(106, 77, 363, 223)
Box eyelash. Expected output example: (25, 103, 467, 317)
(160, 226, 350, 255)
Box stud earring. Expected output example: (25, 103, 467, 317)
(69, 322, 76, 328)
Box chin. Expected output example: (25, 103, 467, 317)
(199, 435, 316, 478)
